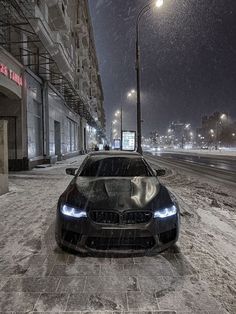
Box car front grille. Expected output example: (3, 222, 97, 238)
(90, 210, 152, 225)
(123, 211, 152, 224)
(90, 210, 120, 224)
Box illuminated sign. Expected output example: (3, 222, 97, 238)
(113, 139, 121, 149)
(0, 63, 23, 87)
(122, 131, 136, 151)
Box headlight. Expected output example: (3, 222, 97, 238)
(61, 204, 87, 218)
(154, 205, 177, 218)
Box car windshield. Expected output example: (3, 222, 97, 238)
(80, 156, 153, 177)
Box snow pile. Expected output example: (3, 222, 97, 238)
(160, 167, 236, 314)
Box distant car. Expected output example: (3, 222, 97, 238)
(55, 151, 180, 253)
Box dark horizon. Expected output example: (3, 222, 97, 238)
(89, 0, 236, 136)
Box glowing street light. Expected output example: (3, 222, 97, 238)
(127, 89, 136, 98)
(113, 107, 123, 149)
(156, 0, 164, 8)
(220, 113, 227, 120)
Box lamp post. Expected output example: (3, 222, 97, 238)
(135, 0, 163, 154)
(216, 113, 227, 149)
(120, 106, 123, 150)
(115, 109, 123, 150)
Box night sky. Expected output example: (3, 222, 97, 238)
(89, 0, 236, 136)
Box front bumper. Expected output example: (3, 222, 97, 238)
(55, 210, 180, 254)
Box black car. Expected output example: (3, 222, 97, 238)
(55, 151, 180, 253)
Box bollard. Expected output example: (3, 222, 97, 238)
(0, 120, 8, 195)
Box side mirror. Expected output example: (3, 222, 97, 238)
(66, 168, 78, 176)
(155, 169, 166, 177)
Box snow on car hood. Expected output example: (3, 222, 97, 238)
(75, 176, 160, 209)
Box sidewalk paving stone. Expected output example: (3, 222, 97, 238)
(56, 276, 86, 293)
(33, 293, 69, 312)
(84, 275, 140, 293)
(1, 276, 60, 293)
(66, 292, 128, 311)
(127, 291, 159, 311)
(50, 264, 101, 277)
(0, 292, 39, 312)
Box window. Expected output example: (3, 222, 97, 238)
(80, 157, 153, 177)
(67, 118, 76, 152)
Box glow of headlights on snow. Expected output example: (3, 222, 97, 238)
(61, 205, 87, 218)
(154, 205, 177, 218)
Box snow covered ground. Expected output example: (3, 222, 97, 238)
(0, 155, 235, 313)
(148, 156, 236, 314)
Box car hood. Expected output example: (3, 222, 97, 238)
(72, 176, 160, 210)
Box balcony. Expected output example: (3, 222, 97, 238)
(78, 45, 89, 58)
(74, 20, 88, 36)
(28, 6, 74, 82)
(48, 0, 70, 31)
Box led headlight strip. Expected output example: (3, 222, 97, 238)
(61, 204, 87, 218)
(154, 205, 177, 218)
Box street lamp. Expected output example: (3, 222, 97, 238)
(115, 110, 120, 117)
(220, 113, 227, 120)
(127, 89, 136, 98)
(215, 113, 228, 149)
(135, 0, 164, 154)
(156, 0, 164, 7)
(114, 108, 123, 149)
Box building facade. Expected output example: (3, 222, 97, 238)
(197, 112, 235, 147)
(0, 0, 105, 170)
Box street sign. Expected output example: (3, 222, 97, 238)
(122, 131, 136, 151)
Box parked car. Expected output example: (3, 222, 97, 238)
(55, 151, 180, 253)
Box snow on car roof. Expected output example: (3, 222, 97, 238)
(88, 151, 141, 158)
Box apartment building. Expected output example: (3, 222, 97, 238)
(0, 0, 105, 170)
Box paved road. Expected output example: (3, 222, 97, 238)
(145, 152, 236, 185)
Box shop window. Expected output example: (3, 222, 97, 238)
(67, 118, 76, 152)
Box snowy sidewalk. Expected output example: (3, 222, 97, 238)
(0, 155, 234, 313)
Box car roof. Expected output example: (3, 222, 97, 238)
(87, 151, 142, 158)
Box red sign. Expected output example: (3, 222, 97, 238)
(0, 63, 8, 76)
(0, 63, 23, 87)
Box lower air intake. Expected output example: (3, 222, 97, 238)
(86, 236, 155, 250)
